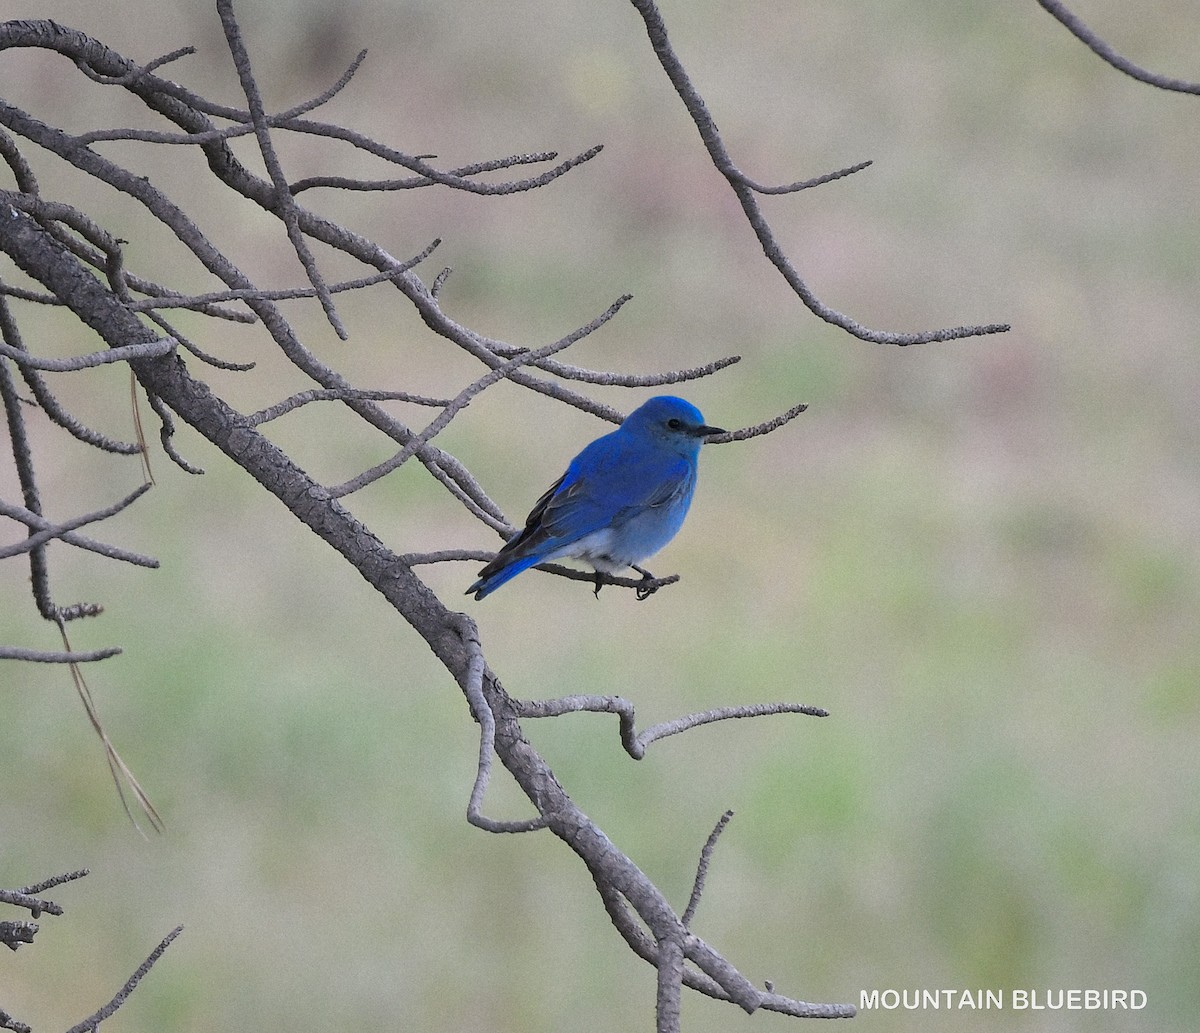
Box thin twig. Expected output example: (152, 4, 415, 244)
(126, 240, 441, 312)
(329, 293, 632, 497)
(1037, 0, 1200, 94)
(0, 645, 122, 662)
(146, 391, 204, 474)
(732, 158, 873, 195)
(76, 45, 196, 85)
(18, 869, 90, 896)
(0, 889, 63, 917)
(0, 288, 141, 453)
(0, 484, 150, 559)
(0, 336, 176, 371)
(217, 0, 346, 338)
(481, 348, 742, 388)
(0, 498, 160, 567)
(0, 1009, 31, 1033)
(0, 127, 39, 192)
(249, 387, 450, 426)
(682, 810, 733, 927)
(400, 549, 496, 566)
(707, 402, 807, 444)
(64, 926, 183, 1033)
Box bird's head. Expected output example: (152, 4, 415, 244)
(621, 396, 725, 454)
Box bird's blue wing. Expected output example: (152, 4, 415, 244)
(540, 432, 693, 535)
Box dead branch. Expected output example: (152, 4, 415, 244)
(1038, 0, 1200, 94)
(2, 870, 180, 1032)
(627, 0, 1010, 346)
(63, 926, 183, 1033)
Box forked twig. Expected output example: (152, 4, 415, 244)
(515, 695, 828, 760)
(216, 0, 345, 339)
(627, 0, 1009, 346)
(329, 293, 633, 497)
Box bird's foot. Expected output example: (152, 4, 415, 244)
(593, 570, 604, 598)
(632, 565, 659, 601)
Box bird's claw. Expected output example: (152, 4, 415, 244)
(633, 565, 658, 601)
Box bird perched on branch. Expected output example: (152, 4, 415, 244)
(467, 395, 724, 601)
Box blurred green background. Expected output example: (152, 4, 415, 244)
(3, 0, 1199, 1030)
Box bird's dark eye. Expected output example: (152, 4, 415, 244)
(667, 418, 683, 430)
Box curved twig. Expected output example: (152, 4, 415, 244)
(0, 484, 151, 559)
(1038, 0, 1200, 94)
(456, 614, 547, 834)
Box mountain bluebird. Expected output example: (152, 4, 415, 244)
(467, 395, 724, 600)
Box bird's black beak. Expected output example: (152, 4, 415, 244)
(696, 423, 725, 438)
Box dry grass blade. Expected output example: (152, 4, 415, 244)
(57, 619, 163, 834)
(129, 369, 154, 485)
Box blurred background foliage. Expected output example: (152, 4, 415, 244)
(2, 0, 1199, 1030)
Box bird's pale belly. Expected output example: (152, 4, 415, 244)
(551, 503, 690, 573)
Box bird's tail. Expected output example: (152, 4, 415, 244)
(466, 551, 544, 601)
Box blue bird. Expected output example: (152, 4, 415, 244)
(467, 396, 724, 600)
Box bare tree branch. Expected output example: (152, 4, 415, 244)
(63, 926, 183, 1033)
(0, 330, 176, 372)
(249, 387, 451, 427)
(328, 293, 633, 498)
(655, 934, 685, 1033)
(0, 1010, 31, 1033)
(0, 921, 38, 950)
(516, 694, 828, 759)
(627, 0, 1009, 346)
(0, 645, 122, 662)
(0, 484, 151, 559)
(682, 810, 733, 928)
(216, 0, 346, 338)
(0, 497, 160, 567)
(76, 44, 196, 85)
(710, 402, 808, 443)
(1037, 0, 1200, 94)
(733, 159, 874, 195)
(0, 288, 142, 453)
(1, 869, 179, 1031)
